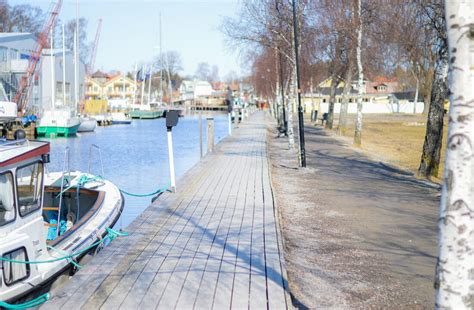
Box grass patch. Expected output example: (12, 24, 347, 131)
(314, 114, 447, 183)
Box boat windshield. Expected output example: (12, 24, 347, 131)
(17, 162, 43, 217)
(0, 172, 15, 226)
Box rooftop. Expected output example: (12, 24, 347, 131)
(0, 140, 49, 168)
(0, 33, 35, 44)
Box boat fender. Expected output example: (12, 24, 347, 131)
(93, 231, 105, 256)
(93, 242, 105, 256)
(69, 258, 81, 276)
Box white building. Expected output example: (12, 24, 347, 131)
(0, 32, 85, 114)
(0, 33, 38, 104)
(179, 80, 213, 101)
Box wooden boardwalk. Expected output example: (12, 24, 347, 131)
(42, 111, 291, 309)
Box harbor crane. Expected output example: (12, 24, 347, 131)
(87, 18, 103, 75)
(13, 0, 63, 115)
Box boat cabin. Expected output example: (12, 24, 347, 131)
(0, 139, 106, 294)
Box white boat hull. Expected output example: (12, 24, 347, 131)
(78, 118, 97, 132)
(0, 171, 124, 303)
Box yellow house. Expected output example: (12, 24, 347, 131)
(85, 73, 137, 100)
(85, 77, 103, 99)
(103, 75, 137, 99)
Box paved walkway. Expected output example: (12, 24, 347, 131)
(269, 124, 439, 308)
(43, 111, 290, 309)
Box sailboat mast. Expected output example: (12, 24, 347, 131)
(140, 64, 146, 105)
(133, 62, 137, 105)
(73, 30, 78, 113)
(74, 0, 79, 114)
(159, 13, 163, 104)
(122, 73, 126, 99)
(165, 54, 172, 104)
(62, 23, 66, 107)
(147, 64, 152, 104)
(50, 25, 55, 109)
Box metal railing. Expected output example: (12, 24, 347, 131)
(57, 147, 71, 237)
(88, 144, 105, 177)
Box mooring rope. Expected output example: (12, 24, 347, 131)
(0, 293, 50, 309)
(0, 228, 127, 308)
(0, 228, 127, 266)
(56, 174, 169, 198)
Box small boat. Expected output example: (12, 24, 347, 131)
(162, 107, 184, 118)
(77, 116, 97, 132)
(0, 138, 124, 303)
(94, 114, 113, 126)
(111, 112, 132, 125)
(129, 109, 163, 119)
(36, 109, 81, 137)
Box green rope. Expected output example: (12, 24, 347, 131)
(47, 245, 82, 269)
(0, 228, 127, 266)
(0, 293, 50, 309)
(54, 174, 169, 198)
(119, 184, 169, 197)
(55, 175, 105, 198)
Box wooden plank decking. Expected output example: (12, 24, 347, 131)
(42, 111, 291, 309)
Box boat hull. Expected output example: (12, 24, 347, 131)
(0, 171, 124, 303)
(112, 120, 132, 125)
(77, 119, 97, 132)
(36, 123, 81, 137)
(129, 110, 163, 119)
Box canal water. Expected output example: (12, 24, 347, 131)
(43, 112, 229, 229)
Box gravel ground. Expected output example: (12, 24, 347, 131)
(268, 123, 440, 309)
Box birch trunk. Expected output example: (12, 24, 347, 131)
(435, 1, 474, 308)
(354, 0, 364, 146)
(326, 75, 338, 129)
(338, 61, 354, 135)
(287, 69, 295, 149)
(418, 60, 448, 178)
(414, 77, 419, 114)
(275, 48, 282, 127)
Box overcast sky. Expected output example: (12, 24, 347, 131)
(10, 0, 243, 78)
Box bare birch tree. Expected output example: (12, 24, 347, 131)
(417, 1, 448, 178)
(435, 1, 474, 307)
(223, 0, 309, 150)
(354, 0, 364, 146)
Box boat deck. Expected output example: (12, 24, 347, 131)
(42, 111, 291, 309)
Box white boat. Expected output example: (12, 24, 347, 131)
(0, 138, 124, 304)
(78, 117, 97, 132)
(0, 101, 17, 122)
(111, 112, 132, 125)
(94, 114, 113, 125)
(36, 109, 81, 137)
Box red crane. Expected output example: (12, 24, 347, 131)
(13, 0, 63, 114)
(87, 18, 103, 75)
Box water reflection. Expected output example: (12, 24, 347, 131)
(42, 112, 229, 228)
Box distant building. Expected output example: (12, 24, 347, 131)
(179, 80, 213, 100)
(365, 76, 400, 95)
(0, 32, 86, 113)
(85, 71, 137, 100)
(301, 76, 424, 114)
(0, 33, 38, 106)
(179, 80, 215, 106)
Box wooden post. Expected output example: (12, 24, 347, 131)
(206, 117, 214, 153)
(199, 112, 203, 158)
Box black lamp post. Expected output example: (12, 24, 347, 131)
(292, 0, 306, 167)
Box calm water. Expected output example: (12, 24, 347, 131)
(42, 112, 229, 229)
